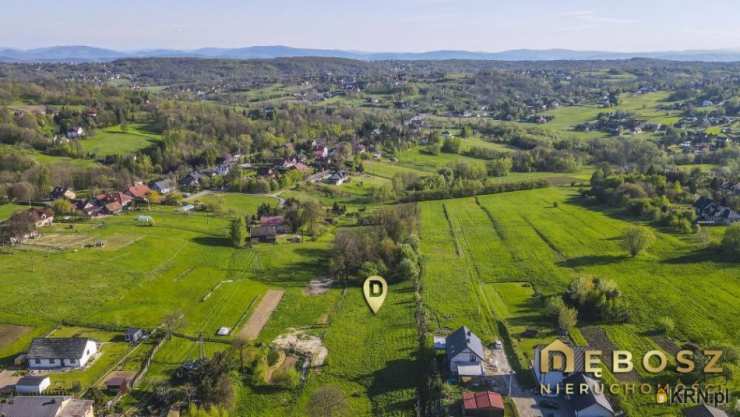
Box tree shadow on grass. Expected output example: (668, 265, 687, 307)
(191, 236, 232, 247)
(353, 357, 419, 416)
(557, 255, 628, 268)
(661, 246, 735, 265)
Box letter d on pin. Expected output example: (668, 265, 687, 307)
(363, 275, 388, 314)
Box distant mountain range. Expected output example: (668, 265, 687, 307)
(2, 45, 740, 63)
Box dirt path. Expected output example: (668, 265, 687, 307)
(239, 289, 284, 341)
(183, 189, 214, 202)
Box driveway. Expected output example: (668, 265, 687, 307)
(0, 370, 21, 393)
(486, 347, 544, 417)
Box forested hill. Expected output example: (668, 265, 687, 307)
(2, 45, 740, 62)
(3, 57, 740, 87)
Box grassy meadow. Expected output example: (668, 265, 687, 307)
(419, 187, 739, 414)
(81, 124, 161, 158)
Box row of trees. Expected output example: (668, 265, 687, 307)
(330, 204, 420, 282)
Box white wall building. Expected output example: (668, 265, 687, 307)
(27, 338, 98, 370)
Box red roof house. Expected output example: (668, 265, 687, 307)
(110, 192, 133, 207)
(462, 391, 504, 417)
(105, 202, 123, 215)
(127, 184, 151, 199)
(260, 216, 286, 226)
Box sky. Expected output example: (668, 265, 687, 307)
(3, 0, 740, 52)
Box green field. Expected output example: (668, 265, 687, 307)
(81, 124, 161, 157)
(0, 144, 101, 169)
(419, 187, 739, 414)
(541, 91, 682, 136)
(0, 203, 24, 221)
(195, 192, 277, 217)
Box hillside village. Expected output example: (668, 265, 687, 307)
(0, 56, 738, 417)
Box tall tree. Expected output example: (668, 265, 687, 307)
(230, 217, 246, 248)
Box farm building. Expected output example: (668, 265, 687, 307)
(0, 396, 94, 417)
(259, 215, 291, 234)
(27, 338, 98, 370)
(562, 373, 615, 417)
(461, 391, 504, 417)
(15, 375, 51, 394)
(682, 404, 730, 417)
(126, 328, 144, 344)
(105, 376, 130, 393)
(446, 326, 484, 376)
(250, 224, 277, 243)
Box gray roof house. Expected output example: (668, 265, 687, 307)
(27, 338, 98, 370)
(150, 179, 175, 194)
(562, 373, 614, 417)
(445, 326, 485, 375)
(0, 396, 94, 417)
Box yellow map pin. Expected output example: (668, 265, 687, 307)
(363, 275, 388, 314)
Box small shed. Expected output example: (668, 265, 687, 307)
(457, 364, 485, 384)
(462, 391, 504, 417)
(106, 376, 130, 393)
(15, 376, 50, 394)
(126, 328, 144, 345)
(216, 327, 231, 336)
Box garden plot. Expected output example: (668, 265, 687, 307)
(271, 330, 328, 367)
(23, 233, 95, 250)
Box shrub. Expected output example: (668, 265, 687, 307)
(621, 226, 656, 257)
(308, 385, 348, 417)
(565, 277, 629, 323)
(558, 306, 578, 332)
(272, 366, 300, 388)
(656, 316, 675, 336)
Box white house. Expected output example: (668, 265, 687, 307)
(66, 127, 85, 139)
(445, 326, 485, 375)
(563, 373, 615, 417)
(15, 376, 51, 394)
(27, 338, 98, 370)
